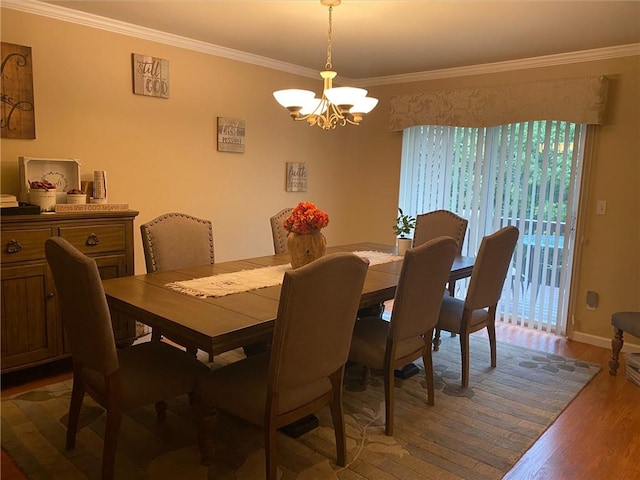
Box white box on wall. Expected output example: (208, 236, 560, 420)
(19, 157, 81, 204)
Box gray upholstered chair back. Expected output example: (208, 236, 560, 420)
(465, 225, 519, 310)
(269, 252, 369, 392)
(389, 237, 458, 342)
(413, 210, 468, 254)
(140, 212, 214, 272)
(44, 237, 119, 376)
(270, 208, 293, 254)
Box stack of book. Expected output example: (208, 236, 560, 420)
(1, 194, 19, 208)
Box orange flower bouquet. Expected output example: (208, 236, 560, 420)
(283, 202, 329, 235)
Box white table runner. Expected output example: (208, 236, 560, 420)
(166, 250, 402, 298)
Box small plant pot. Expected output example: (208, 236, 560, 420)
(29, 189, 57, 212)
(396, 237, 412, 256)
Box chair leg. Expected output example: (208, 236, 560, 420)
(460, 333, 470, 388)
(488, 322, 497, 368)
(329, 370, 347, 466)
(66, 375, 85, 450)
(433, 328, 442, 352)
(447, 283, 457, 337)
(609, 327, 624, 376)
(423, 347, 435, 406)
(383, 362, 395, 436)
(102, 405, 123, 480)
(265, 421, 278, 480)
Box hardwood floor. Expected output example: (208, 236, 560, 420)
(497, 324, 640, 480)
(2, 323, 639, 479)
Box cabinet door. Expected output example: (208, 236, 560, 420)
(94, 255, 136, 345)
(1, 263, 58, 371)
(95, 254, 128, 281)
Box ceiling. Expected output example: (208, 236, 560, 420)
(39, 0, 640, 80)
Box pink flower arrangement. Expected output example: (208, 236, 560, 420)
(283, 202, 329, 234)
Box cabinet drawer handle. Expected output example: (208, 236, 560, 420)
(86, 233, 100, 246)
(6, 239, 23, 254)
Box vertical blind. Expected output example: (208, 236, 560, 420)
(400, 121, 587, 334)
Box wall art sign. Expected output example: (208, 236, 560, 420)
(286, 162, 308, 192)
(132, 53, 169, 98)
(217, 117, 245, 153)
(1, 42, 36, 139)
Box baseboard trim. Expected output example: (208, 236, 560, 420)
(570, 331, 640, 353)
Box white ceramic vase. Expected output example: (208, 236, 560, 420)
(396, 237, 412, 256)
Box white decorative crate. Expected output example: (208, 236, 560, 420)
(19, 156, 81, 204)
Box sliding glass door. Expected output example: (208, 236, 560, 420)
(400, 121, 587, 335)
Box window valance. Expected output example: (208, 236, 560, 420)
(389, 75, 608, 131)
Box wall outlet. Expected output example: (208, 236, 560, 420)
(596, 200, 607, 215)
(586, 290, 599, 310)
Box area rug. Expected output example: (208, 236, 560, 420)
(1, 335, 600, 480)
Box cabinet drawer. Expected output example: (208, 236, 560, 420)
(1, 229, 52, 263)
(59, 224, 126, 255)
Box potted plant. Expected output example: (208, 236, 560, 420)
(393, 208, 415, 256)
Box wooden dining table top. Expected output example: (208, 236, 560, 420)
(103, 242, 475, 357)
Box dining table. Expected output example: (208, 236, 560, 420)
(102, 242, 475, 359)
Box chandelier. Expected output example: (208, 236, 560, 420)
(273, 0, 378, 130)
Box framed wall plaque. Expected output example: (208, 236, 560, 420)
(286, 162, 307, 192)
(217, 117, 245, 153)
(1, 42, 36, 139)
(132, 53, 169, 98)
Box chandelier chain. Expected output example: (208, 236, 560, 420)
(325, 6, 333, 70)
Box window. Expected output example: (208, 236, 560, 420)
(400, 121, 587, 335)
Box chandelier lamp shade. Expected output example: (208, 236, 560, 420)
(273, 0, 378, 130)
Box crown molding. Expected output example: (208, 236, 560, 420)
(358, 44, 640, 87)
(4, 0, 639, 86)
(3, 0, 321, 80)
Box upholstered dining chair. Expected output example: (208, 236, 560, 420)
(140, 212, 215, 349)
(140, 212, 214, 274)
(413, 209, 468, 297)
(434, 225, 519, 388)
(609, 311, 640, 375)
(348, 237, 458, 435)
(270, 207, 293, 254)
(45, 237, 209, 480)
(195, 252, 369, 480)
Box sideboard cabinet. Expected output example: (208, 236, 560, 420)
(1, 210, 139, 373)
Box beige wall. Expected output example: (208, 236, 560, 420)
(2, 8, 638, 346)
